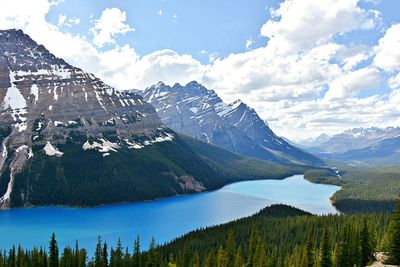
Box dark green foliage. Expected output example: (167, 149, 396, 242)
(0, 204, 396, 267)
(360, 219, 375, 266)
(304, 233, 315, 267)
(305, 167, 400, 213)
(386, 198, 400, 265)
(109, 239, 123, 267)
(9, 133, 300, 207)
(320, 228, 332, 267)
(49, 233, 59, 267)
(132, 236, 141, 267)
(159, 205, 389, 267)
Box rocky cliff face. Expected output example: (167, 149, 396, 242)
(139, 81, 279, 161)
(139, 81, 323, 166)
(0, 29, 179, 208)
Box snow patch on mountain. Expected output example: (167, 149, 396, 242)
(43, 142, 64, 157)
(30, 84, 39, 104)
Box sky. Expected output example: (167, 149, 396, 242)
(1, 0, 400, 141)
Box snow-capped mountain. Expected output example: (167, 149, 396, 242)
(0, 29, 294, 208)
(313, 127, 400, 153)
(303, 127, 400, 165)
(0, 29, 177, 208)
(294, 134, 331, 148)
(138, 81, 323, 166)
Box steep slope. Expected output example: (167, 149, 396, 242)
(139, 81, 323, 166)
(0, 29, 299, 208)
(137, 82, 278, 161)
(217, 99, 323, 165)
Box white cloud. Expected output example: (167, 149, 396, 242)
(388, 72, 400, 89)
(245, 38, 253, 49)
(373, 23, 400, 72)
(0, 0, 396, 140)
(324, 67, 380, 100)
(158, 10, 163, 16)
(57, 14, 67, 26)
(90, 7, 134, 47)
(260, 0, 379, 53)
(57, 14, 80, 27)
(131, 50, 207, 89)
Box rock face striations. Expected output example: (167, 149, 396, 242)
(0, 29, 178, 208)
(139, 81, 323, 166)
(0, 29, 297, 209)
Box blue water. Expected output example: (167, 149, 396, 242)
(0, 175, 339, 254)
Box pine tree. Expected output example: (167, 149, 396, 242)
(226, 230, 235, 266)
(192, 251, 201, 267)
(9, 246, 16, 267)
(204, 251, 215, 267)
(49, 233, 59, 267)
(123, 248, 131, 267)
(335, 225, 351, 267)
(216, 245, 227, 267)
(102, 242, 108, 267)
(179, 244, 189, 267)
(320, 227, 332, 267)
(79, 248, 87, 267)
(16, 246, 24, 267)
(255, 238, 267, 267)
(247, 226, 260, 267)
(113, 239, 123, 267)
(132, 236, 141, 267)
(109, 248, 115, 267)
(234, 246, 244, 267)
(360, 219, 374, 266)
(147, 237, 159, 267)
(386, 198, 400, 265)
(306, 233, 315, 267)
(74, 241, 80, 267)
(94, 237, 103, 267)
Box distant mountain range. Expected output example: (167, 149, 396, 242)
(301, 127, 400, 165)
(292, 134, 331, 148)
(0, 29, 303, 208)
(137, 81, 323, 166)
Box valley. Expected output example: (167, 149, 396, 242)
(0, 175, 339, 256)
(0, 18, 399, 267)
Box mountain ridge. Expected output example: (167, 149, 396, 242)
(0, 29, 304, 208)
(304, 126, 400, 165)
(137, 81, 323, 166)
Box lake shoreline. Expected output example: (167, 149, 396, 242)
(1, 172, 304, 211)
(0, 174, 340, 255)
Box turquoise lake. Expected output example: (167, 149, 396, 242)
(0, 175, 339, 254)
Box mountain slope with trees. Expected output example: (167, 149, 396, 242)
(1, 202, 400, 266)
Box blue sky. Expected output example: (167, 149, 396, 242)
(47, 0, 277, 62)
(1, 0, 400, 140)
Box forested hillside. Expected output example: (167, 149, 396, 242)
(305, 165, 400, 213)
(1, 202, 400, 266)
(4, 133, 302, 207)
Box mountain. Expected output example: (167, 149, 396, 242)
(329, 136, 400, 165)
(306, 127, 400, 165)
(294, 134, 331, 148)
(138, 81, 323, 166)
(0, 29, 300, 208)
(312, 127, 400, 153)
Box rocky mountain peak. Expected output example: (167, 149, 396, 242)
(0, 29, 71, 73)
(0, 29, 172, 208)
(140, 81, 323, 166)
